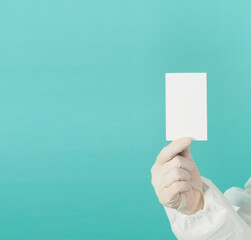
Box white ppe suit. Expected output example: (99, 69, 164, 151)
(165, 177, 251, 240)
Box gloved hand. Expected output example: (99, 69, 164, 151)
(151, 137, 204, 215)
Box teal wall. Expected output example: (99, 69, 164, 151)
(0, 1, 251, 239)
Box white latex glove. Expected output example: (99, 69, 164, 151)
(151, 137, 204, 215)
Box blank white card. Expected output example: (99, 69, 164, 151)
(166, 73, 207, 141)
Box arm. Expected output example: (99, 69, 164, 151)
(151, 138, 251, 240)
(224, 177, 251, 228)
(165, 177, 251, 240)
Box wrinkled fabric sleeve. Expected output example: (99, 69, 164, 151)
(164, 176, 251, 240)
(224, 177, 251, 228)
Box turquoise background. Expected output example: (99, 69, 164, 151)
(0, 1, 251, 239)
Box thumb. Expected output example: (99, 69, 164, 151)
(156, 137, 192, 165)
(179, 138, 193, 160)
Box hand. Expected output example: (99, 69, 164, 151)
(151, 137, 204, 215)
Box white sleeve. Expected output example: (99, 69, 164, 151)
(164, 176, 251, 240)
(224, 177, 251, 228)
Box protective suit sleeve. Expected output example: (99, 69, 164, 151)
(224, 177, 251, 228)
(164, 176, 251, 240)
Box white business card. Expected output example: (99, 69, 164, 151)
(165, 73, 207, 141)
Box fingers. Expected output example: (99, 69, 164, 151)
(151, 157, 192, 208)
(160, 181, 191, 207)
(167, 180, 191, 194)
(151, 155, 193, 189)
(151, 138, 195, 208)
(160, 155, 193, 175)
(156, 137, 192, 165)
(162, 168, 190, 188)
